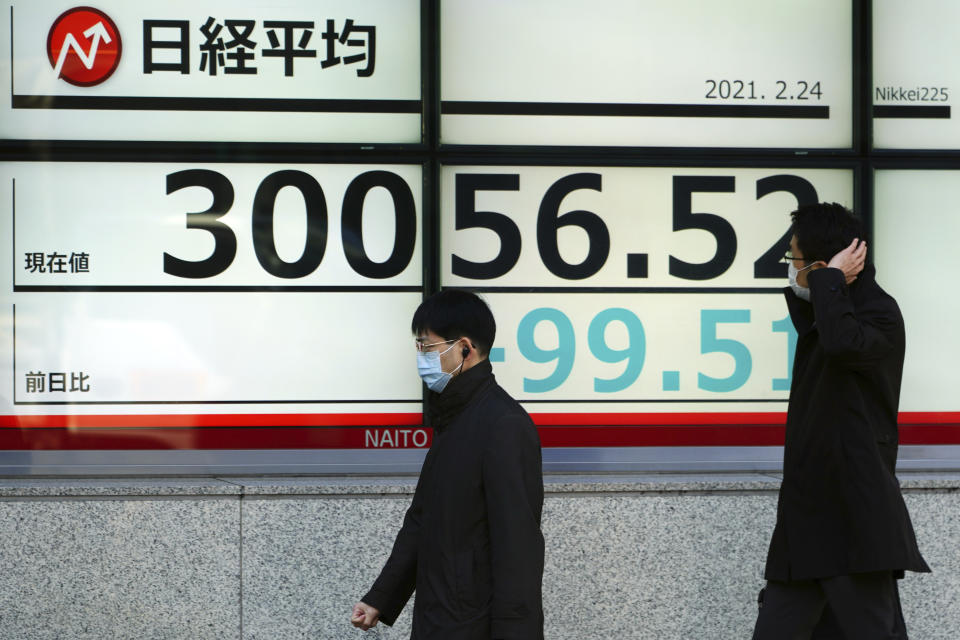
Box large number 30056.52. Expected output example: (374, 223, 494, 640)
(163, 169, 417, 279)
(453, 173, 818, 280)
(516, 307, 798, 394)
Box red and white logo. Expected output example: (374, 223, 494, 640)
(46, 7, 122, 87)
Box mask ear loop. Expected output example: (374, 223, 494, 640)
(436, 340, 466, 378)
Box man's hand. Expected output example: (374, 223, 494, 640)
(827, 238, 867, 284)
(351, 602, 380, 631)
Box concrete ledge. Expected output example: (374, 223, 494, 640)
(897, 472, 960, 490)
(231, 471, 960, 496)
(542, 472, 783, 493)
(0, 471, 958, 498)
(232, 476, 419, 496)
(0, 477, 243, 497)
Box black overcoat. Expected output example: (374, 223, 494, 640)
(764, 265, 929, 581)
(363, 359, 545, 639)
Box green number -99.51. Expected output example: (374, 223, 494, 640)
(514, 307, 796, 394)
(517, 307, 645, 393)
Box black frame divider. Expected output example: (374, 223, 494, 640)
(1, 0, 958, 474)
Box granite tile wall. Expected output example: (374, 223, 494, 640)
(241, 496, 415, 640)
(237, 475, 959, 640)
(0, 475, 956, 640)
(0, 482, 241, 640)
(899, 492, 960, 640)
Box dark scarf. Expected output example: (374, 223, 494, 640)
(425, 358, 495, 433)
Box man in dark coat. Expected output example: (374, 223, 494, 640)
(351, 289, 544, 639)
(753, 203, 930, 640)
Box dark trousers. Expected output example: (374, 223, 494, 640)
(752, 572, 907, 640)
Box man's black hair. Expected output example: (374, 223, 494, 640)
(790, 202, 863, 264)
(411, 289, 495, 357)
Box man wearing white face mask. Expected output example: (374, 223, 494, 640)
(351, 289, 544, 640)
(753, 203, 929, 640)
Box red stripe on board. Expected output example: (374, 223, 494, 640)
(536, 425, 787, 447)
(0, 426, 433, 450)
(898, 424, 960, 445)
(530, 411, 960, 426)
(529, 412, 788, 426)
(2, 412, 957, 430)
(0, 420, 959, 450)
(538, 423, 960, 447)
(0, 413, 423, 429)
(898, 412, 960, 424)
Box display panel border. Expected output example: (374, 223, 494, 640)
(0, 0, 431, 154)
(436, 0, 863, 156)
(3, 0, 960, 475)
(868, 0, 960, 155)
(1, 157, 874, 474)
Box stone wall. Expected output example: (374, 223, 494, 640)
(0, 474, 957, 639)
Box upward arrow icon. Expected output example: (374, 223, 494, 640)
(53, 21, 113, 79)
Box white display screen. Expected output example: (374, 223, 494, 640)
(1, 1, 421, 143)
(873, 0, 958, 149)
(441, 0, 853, 148)
(4, 5, 957, 468)
(873, 169, 960, 413)
(441, 165, 854, 414)
(0, 162, 425, 449)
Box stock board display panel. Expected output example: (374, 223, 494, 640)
(441, 0, 853, 149)
(873, 170, 960, 418)
(0, 162, 425, 449)
(440, 164, 854, 445)
(1, 0, 421, 143)
(873, 0, 959, 150)
(6, 4, 959, 466)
